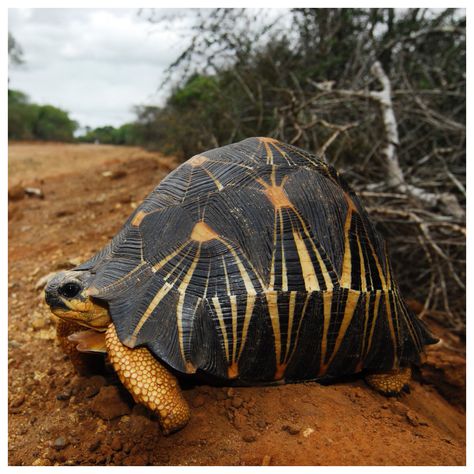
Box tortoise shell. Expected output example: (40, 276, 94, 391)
(76, 137, 435, 382)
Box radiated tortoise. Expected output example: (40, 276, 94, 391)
(45, 137, 437, 434)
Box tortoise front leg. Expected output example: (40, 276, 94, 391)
(55, 318, 101, 375)
(105, 324, 190, 434)
(365, 366, 412, 395)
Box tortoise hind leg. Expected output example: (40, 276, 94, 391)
(105, 324, 190, 435)
(365, 366, 412, 396)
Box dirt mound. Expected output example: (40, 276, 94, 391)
(8, 143, 465, 466)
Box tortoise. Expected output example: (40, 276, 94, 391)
(45, 137, 437, 434)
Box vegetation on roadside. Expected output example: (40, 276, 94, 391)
(8, 89, 78, 142)
(139, 8, 465, 161)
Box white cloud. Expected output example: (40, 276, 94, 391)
(8, 8, 191, 128)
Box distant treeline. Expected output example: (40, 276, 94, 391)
(8, 88, 144, 145)
(77, 124, 142, 146)
(8, 89, 78, 142)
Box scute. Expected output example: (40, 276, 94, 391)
(80, 137, 436, 382)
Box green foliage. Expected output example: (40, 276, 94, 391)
(133, 74, 238, 158)
(77, 123, 141, 145)
(77, 125, 116, 144)
(8, 89, 29, 105)
(8, 90, 38, 140)
(8, 89, 78, 141)
(34, 105, 78, 141)
(169, 74, 218, 107)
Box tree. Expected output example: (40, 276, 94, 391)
(8, 89, 39, 140)
(8, 89, 78, 141)
(34, 105, 78, 141)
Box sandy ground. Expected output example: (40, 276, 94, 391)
(8, 142, 466, 466)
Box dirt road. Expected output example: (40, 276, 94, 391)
(8, 142, 466, 466)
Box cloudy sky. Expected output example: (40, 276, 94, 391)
(8, 8, 197, 130)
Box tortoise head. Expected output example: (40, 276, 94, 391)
(44, 270, 111, 330)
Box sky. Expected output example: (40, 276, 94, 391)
(8, 8, 197, 130)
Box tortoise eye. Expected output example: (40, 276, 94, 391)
(58, 282, 82, 299)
